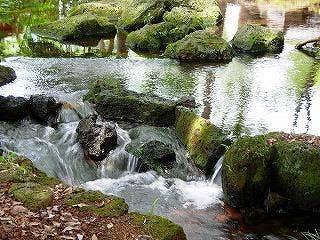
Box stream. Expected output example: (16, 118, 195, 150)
(1, 0, 320, 239)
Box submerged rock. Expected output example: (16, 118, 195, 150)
(128, 140, 176, 174)
(32, 13, 117, 42)
(175, 107, 229, 175)
(76, 114, 118, 162)
(29, 94, 62, 126)
(125, 125, 203, 179)
(164, 30, 234, 62)
(231, 24, 284, 55)
(65, 189, 128, 217)
(0, 95, 29, 122)
(0, 65, 16, 86)
(222, 132, 320, 221)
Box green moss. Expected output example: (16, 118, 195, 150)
(9, 182, 53, 210)
(231, 24, 284, 55)
(31, 13, 117, 42)
(164, 30, 234, 62)
(175, 107, 227, 173)
(65, 189, 128, 217)
(68, 2, 121, 23)
(222, 135, 273, 208)
(130, 212, 187, 240)
(164, 6, 221, 29)
(0, 155, 60, 186)
(272, 140, 320, 210)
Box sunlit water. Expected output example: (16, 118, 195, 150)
(1, 0, 320, 239)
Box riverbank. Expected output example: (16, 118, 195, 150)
(0, 153, 186, 240)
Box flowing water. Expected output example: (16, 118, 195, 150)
(1, 0, 320, 239)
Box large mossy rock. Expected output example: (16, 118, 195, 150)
(32, 13, 117, 42)
(84, 79, 177, 126)
(76, 114, 118, 162)
(222, 132, 320, 217)
(270, 134, 320, 211)
(9, 182, 54, 210)
(231, 24, 284, 55)
(68, 1, 121, 23)
(175, 107, 228, 174)
(130, 212, 187, 240)
(0, 65, 16, 86)
(117, 0, 180, 32)
(164, 30, 234, 62)
(65, 189, 128, 217)
(222, 135, 274, 208)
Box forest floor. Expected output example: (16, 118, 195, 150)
(0, 182, 147, 240)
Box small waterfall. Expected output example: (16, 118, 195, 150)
(210, 156, 224, 185)
(98, 124, 138, 178)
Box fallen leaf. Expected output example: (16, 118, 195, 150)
(92, 234, 98, 240)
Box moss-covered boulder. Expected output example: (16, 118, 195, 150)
(175, 107, 228, 174)
(117, 0, 181, 32)
(222, 132, 320, 218)
(164, 30, 234, 62)
(130, 212, 187, 240)
(9, 182, 54, 210)
(222, 135, 274, 208)
(65, 189, 128, 217)
(126, 22, 190, 53)
(270, 134, 320, 212)
(32, 13, 117, 42)
(68, 1, 121, 23)
(0, 65, 16, 87)
(126, 5, 222, 53)
(84, 78, 177, 126)
(231, 24, 284, 55)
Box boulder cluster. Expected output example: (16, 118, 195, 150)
(30, 0, 284, 61)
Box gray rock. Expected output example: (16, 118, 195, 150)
(76, 114, 118, 161)
(0, 66, 16, 87)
